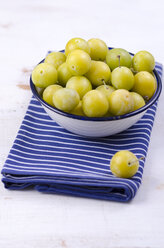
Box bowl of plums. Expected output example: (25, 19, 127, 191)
(30, 38, 162, 137)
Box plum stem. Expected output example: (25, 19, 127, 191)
(117, 55, 121, 67)
(102, 79, 108, 89)
(128, 156, 145, 166)
(143, 95, 149, 102)
(130, 67, 138, 74)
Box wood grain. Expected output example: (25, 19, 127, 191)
(0, 0, 164, 247)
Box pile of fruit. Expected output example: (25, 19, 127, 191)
(32, 38, 157, 118)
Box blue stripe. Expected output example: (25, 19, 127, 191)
(1, 63, 162, 202)
(13, 139, 148, 156)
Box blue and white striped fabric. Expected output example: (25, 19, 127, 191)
(1, 63, 163, 202)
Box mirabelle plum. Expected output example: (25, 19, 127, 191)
(110, 150, 139, 178)
(96, 85, 115, 101)
(133, 71, 157, 100)
(44, 52, 66, 69)
(108, 89, 133, 116)
(88, 38, 108, 61)
(43, 84, 62, 106)
(32, 63, 57, 88)
(65, 38, 90, 56)
(130, 92, 145, 111)
(132, 50, 155, 72)
(53, 88, 80, 112)
(85, 61, 111, 87)
(66, 76, 92, 99)
(106, 48, 132, 71)
(82, 90, 109, 117)
(57, 62, 72, 86)
(66, 49, 91, 76)
(71, 101, 85, 116)
(111, 66, 134, 90)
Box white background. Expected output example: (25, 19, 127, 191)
(0, 0, 164, 247)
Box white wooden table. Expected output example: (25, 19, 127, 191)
(0, 1, 164, 247)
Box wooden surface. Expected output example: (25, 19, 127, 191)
(0, 0, 164, 247)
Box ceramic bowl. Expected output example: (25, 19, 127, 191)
(30, 50, 162, 137)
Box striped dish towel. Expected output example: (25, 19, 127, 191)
(1, 64, 163, 202)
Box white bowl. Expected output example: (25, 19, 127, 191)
(30, 55, 162, 137)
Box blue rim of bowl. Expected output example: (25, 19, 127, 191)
(30, 48, 162, 122)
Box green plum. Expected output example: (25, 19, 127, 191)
(32, 63, 58, 88)
(130, 92, 145, 111)
(111, 66, 134, 90)
(110, 150, 139, 178)
(132, 50, 155, 72)
(66, 76, 92, 99)
(44, 52, 66, 69)
(65, 38, 90, 56)
(53, 88, 80, 112)
(82, 90, 109, 117)
(96, 85, 115, 101)
(43, 85, 62, 106)
(57, 62, 72, 86)
(106, 48, 132, 71)
(88, 38, 108, 61)
(66, 49, 91, 76)
(108, 89, 133, 116)
(133, 71, 157, 100)
(85, 61, 111, 87)
(71, 101, 85, 116)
